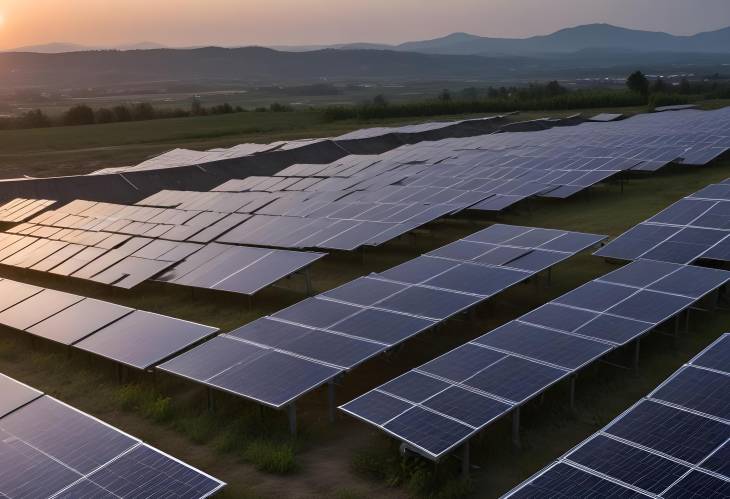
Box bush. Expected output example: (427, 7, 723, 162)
(269, 102, 293, 112)
(114, 384, 172, 423)
(63, 104, 95, 125)
(243, 440, 298, 474)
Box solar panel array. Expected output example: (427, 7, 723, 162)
(0, 198, 56, 223)
(340, 260, 730, 459)
(596, 180, 730, 265)
(0, 373, 225, 498)
(503, 333, 730, 498)
(0, 278, 218, 370)
(0, 199, 325, 294)
(158, 224, 605, 409)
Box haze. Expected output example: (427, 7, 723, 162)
(0, 0, 729, 49)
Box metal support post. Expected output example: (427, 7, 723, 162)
(512, 407, 521, 449)
(288, 403, 297, 437)
(328, 380, 336, 423)
(461, 440, 470, 480)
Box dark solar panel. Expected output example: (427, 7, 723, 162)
(0, 373, 42, 418)
(74, 311, 218, 370)
(506, 463, 648, 498)
(566, 435, 690, 494)
(662, 470, 730, 498)
(605, 400, 727, 464)
(0, 289, 84, 331)
(650, 366, 730, 420)
(377, 286, 483, 320)
(27, 298, 133, 345)
(383, 406, 473, 458)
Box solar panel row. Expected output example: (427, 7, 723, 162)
(0, 220, 325, 295)
(340, 260, 730, 459)
(0, 198, 57, 223)
(0, 374, 225, 498)
(503, 334, 730, 498)
(159, 224, 605, 410)
(0, 278, 218, 370)
(597, 180, 730, 265)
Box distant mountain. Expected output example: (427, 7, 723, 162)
(273, 24, 730, 55)
(6, 41, 167, 53)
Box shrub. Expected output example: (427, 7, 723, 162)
(243, 439, 298, 474)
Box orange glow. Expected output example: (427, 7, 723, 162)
(0, 0, 727, 50)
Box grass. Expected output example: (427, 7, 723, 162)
(0, 109, 729, 497)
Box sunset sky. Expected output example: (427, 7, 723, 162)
(0, 0, 728, 49)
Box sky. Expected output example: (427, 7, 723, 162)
(0, 0, 728, 49)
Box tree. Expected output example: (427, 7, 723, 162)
(652, 78, 667, 94)
(679, 78, 692, 95)
(191, 97, 205, 116)
(546, 80, 567, 96)
(20, 109, 51, 128)
(63, 105, 95, 126)
(459, 87, 479, 101)
(95, 108, 116, 124)
(626, 71, 649, 97)
(131, 102, 156, 120)
(438, 89, 452, 102)
(372, 94, 388, 107)
(112, 105, 132, 122)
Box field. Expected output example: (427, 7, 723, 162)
(1, 126, 729, 499)
(0, 102, 690, 180)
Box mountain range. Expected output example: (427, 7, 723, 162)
(8, 24, 730, 55)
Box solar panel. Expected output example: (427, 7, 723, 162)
(502, 333, 730, 498)
(0, 373, 42, 418)
(341, 263, 730, 460)
(74, 311, 218, 370)
(26, 298, 133, 345)
(0, 376, 225, 498)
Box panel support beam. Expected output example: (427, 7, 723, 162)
(569, 375, 577, 411)
(633, 339, 641, 372)
(512, 407, 521, 449)
(461, 440, 470, 480)
(288, 403, 297, 437)
(328, 380, 336, 423)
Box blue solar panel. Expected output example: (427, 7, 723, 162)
(605, 401, 727, 464)
(427, 240, 494, 261)
(650, 366, 730, 420)
(567, 435, 690, 494)
(506, 228, 564, 247)
(383, 406, 473, 457)
(506, 463, 648, 498)
(472, 321, 611, 369)
(377, 256, 457, 284)
(272, 298, 361, 328)
(649, 198, 715, 225)
(424, 263, 527, 296)
(0, 373, 42, 418)
(600, 259, 680, 288)
(0, 427, 82, 499)
(422, 387, 511, 428)
(464, 355, 567, 403)
(595, 224, 680, 260)
(519, 304, 598, 333)
(662, 470, 730, 498)
(555, 281, 637, 311)
(465, 224, 530, 244)
(321, 277, 406, 306)
(691, 335, 730, 373)
(505, 250, 568, 272)
(702, 441, 730, 477)
(378, 286, 483, 320)
(0, 397, 137, 475)
(330, 308, 435, 345)
(341, 391, 412, 426)
(419, 344, 506, 383)
(607, 291, 693, 324)
(67, 444, 224, 499)
(471, 246, 530, 266)
(541, 232, 605, 252)
(158, 336, 268, 382)
(380, 371, 450, 404)
(572, 314, 653, 345)
(648, 265, 730, 298)
(205, 349, 339, 408)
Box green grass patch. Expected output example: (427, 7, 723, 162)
(243, 439, 298, 474)
(114, 384, 173, 423)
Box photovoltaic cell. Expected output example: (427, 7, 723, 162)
(649, 366, 730, 420)
(0, 373, 42, 418)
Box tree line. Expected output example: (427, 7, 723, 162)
(0, 100, 293, 131)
